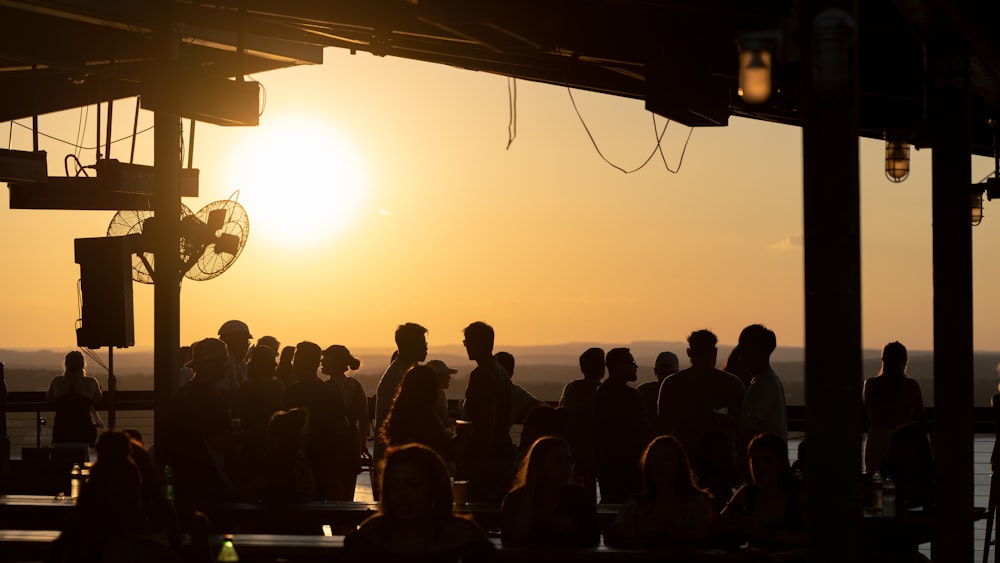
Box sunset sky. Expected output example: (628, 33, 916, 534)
(1, 49, 997, 354)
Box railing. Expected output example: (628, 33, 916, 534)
(2, 391, 997, 453)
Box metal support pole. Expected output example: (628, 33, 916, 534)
(107, 347, 117, 429)
(927, 34, 973, 563)
(152, 23, 182, 451)
(801, 4, 863, 563)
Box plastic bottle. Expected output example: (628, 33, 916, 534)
(163, 465, 175, 503)
(883, 475, 896, 517)
(217, 534, 239, 562)
(70, 463, 82, 500)
(871, 470, 884, 514)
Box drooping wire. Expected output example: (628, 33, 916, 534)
(653, 114, 693, 174)
(566, 86, 692, 175)
(506, 75, 517, 150)
(74, 105, 88, 159)
(12, 120, 154, 151)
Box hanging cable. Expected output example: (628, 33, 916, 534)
(12, 120, 153, 151)
(566, 86, 693, 175)
(506, 75, 517, 150)
(130, 96, 140, 163)
(74, 105, 88, 159)
(105, 78, 115, 161)
(187, 118, 196, 168)
(652, 114, 693, 173)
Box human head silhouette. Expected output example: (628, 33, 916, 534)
(880, 341, 908, 375)
(463, 321, 495, 362)
(292, 341, 322, 381)
(495, 351, 515, 377)
(686, 329, 719, 367)
(738, 324, 776, 372)
(379, 443, 453, 524)
(606, 347, 637, 383)
(395, 323, 428, 363)
(321, 344, 361, 376)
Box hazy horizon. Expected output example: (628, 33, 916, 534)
(2, 52, 999, 355)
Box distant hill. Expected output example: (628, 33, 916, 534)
(2, 344, 998, 406)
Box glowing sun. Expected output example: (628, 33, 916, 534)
(225, 115, 369, 248)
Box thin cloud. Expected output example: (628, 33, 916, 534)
(769, 233, 803, 251)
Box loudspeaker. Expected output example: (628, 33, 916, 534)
(75, 236, 135, 348)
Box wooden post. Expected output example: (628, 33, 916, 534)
(801, 3, 864, 562)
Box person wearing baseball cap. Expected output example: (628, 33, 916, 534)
(217, 320, 252, 396)
(426, 359, 458, 430)
(169, 337, 237, 500)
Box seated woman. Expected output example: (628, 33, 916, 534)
(880, 423, 933, 511)
(719, 433, 806, 547)
(341, 443, 495, 563)
(501, 435, 599, 547)
(51, 430, 183, 563)
(604, 435, 715, 547)
(243, 408, 317, 504)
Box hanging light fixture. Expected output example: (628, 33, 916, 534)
(972, 189, 984, 226)
(738, 36, 773, 104)
(884, 131, 910, 182)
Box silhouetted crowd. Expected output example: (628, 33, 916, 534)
(47, 321, 937, 563)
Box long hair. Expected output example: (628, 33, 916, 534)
(379, 443, 454, 523)
(380, 365, 439, 446)
(510, 435, 571, 491)
(747, 432, 796, 491)
(64, 350, 86, 381)
(641, 435, 708, 499)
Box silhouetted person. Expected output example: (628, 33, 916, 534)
(275, 345, 296, 387)
(657, 330, 745, 506)
(501, 436, 600, 548)
(50, 430, 183, 563)
(637, 351, 678, 427)
(880, 423, 933, 511)
(495, 351, 543, 425)
(244, 408, 317, 505)
(341, 444, 495, 563)
(374, 323, 429, 473)
(604, 435, 715, 547)
(559, 347, 605, 502)
(233, 344, 285, 493)
(165, 338, 237, 502)
(863, 341, 925, 473)
(217, 320, 253, 398)
(595, 347, 651, 503)
(47, 350, 103, 448)
(724, 345, 753, 389)
(178, 345, 194, 387)
(427, 359, 458, 431)
(234, 345, 285, 430)
(322, 344, 369, 501)
(256, 335, 280, 356)
(381, 365, 454, 463)
(739, 324, 788, 446)
(719, 433, 806, 547)
(283, 341, 352, 501)
(514, 404, 567, 470)
(459, 321, 515, 503)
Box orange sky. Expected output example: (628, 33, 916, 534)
(1, 50, 997, 353)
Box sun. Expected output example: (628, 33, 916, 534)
(224, 115, 369, 248)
